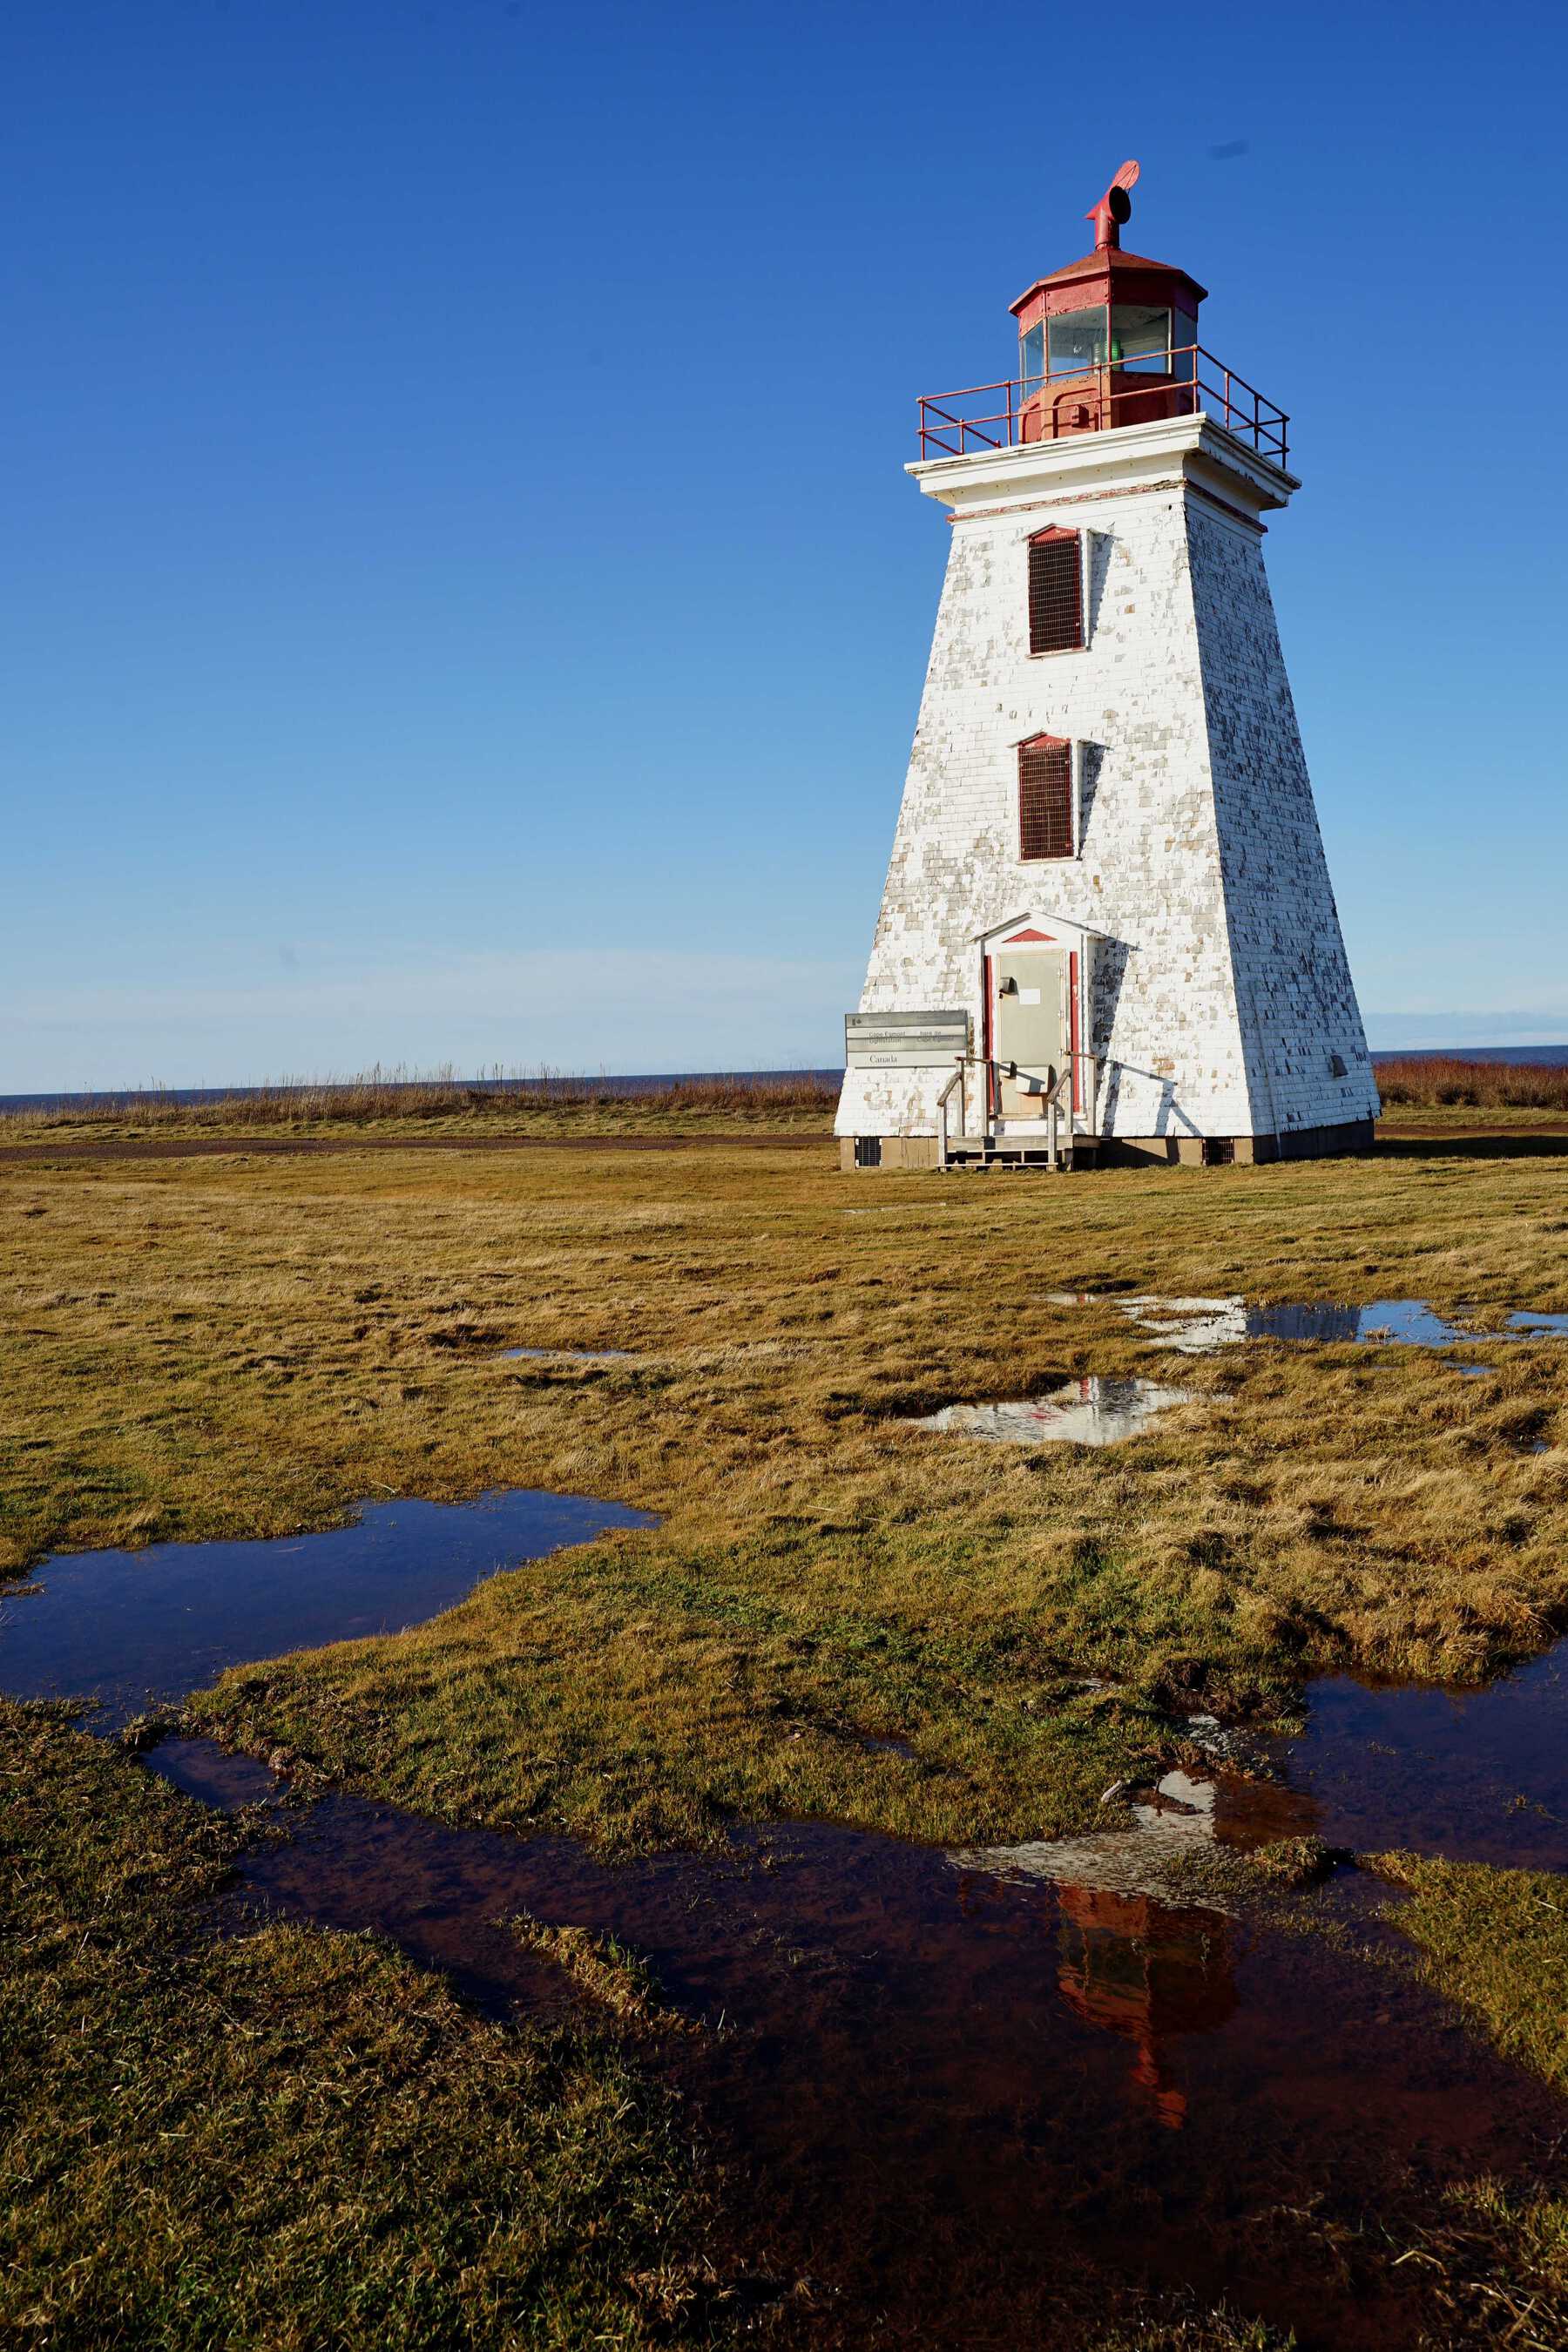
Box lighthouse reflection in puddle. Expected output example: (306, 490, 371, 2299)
(1055, 1884, 1234, 2129)
(960, 1762, 1315, 2127)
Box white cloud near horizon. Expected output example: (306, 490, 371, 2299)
(1, 947, 863, 1092)
(1362, 1008, 1568, 1050)
(8, 942, 1568, 1096)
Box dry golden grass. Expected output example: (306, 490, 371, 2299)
(10, 1121, 1568, 2348)
(0, 1064, 837, 1140)
(5, 1119, 1568, 1854)
(13, 1057, 1568, 1141)
(1376, 1057, 1568, 1111)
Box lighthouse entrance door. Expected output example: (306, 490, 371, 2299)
(991, 948, 1067, 1119)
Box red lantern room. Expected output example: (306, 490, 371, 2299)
(1008, 161, 1207, 444)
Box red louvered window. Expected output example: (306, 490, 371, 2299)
(1018, 735, 1074, 861)
(1027, 527, 1083, 654)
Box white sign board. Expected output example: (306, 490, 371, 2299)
(845, 1010, 969, 1070)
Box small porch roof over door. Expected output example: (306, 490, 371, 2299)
(972, 909, 1110, 951)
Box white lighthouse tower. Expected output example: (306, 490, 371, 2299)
(836, 165, 1377, 1171)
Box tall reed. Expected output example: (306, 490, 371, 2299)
(1, 1063, 841, 1132)
(1375, 1057, 1568, 1111)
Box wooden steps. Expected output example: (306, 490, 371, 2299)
(943, 1135, 1100, 1173)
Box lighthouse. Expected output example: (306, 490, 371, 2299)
(836, 166, 1377, 1171)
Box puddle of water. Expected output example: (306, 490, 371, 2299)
(1266, 1638, 1568, 1871)
(0, 1489, 657, 1733)
(1051, 1293, 1568, 1355)
(139, 1733, 1568, 2349)
(910, 1375, 1198, 1446)
(1315, 1299, 1474, 1348)
(498, 1345, 637, 1362)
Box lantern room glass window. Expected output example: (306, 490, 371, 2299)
(1047, 308, 1108, 375)
(1022, 303, 1193, 388)
(1109, 307, 1173, 372)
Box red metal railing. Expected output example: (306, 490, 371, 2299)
(916, 347, 1288, 467)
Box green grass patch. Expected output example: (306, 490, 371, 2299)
(0, 1699, 731, 2349)
(1372, 1850, 1568, 2092)
(1340, 1851, 1568, 2343)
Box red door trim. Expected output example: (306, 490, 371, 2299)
(1069, 950, 1081, 1113)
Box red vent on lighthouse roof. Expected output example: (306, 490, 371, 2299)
(1087, 159, 1140, 252)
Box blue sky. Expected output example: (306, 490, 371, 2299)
(3, 0, 1565, 1088)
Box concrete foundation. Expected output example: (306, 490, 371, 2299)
(839, 1116, 1375, 1173)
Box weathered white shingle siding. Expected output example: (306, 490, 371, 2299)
(1185, 498, 1379, 1133)
(835, 416, 1376, 1147)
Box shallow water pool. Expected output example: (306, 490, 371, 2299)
(497, 1345, 637, 1362)
(138, 1724, 1568, 2351)
(910, 1374, 1198, 1445)
(0, 1488, 657, 1731)
(1051, 1292, 1568, 1355)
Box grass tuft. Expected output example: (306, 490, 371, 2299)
(512, 1917, 691, 2031)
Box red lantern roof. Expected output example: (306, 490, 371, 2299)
(1010, 245, 1208, 324)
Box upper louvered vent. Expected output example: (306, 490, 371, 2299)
(1027, 531, 1083, 654)
(1018, 735, 1073, 861)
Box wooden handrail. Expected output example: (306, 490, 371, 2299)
(937, 1051, 1100, 1170)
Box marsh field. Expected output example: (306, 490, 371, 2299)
(6, 1098, 1568, 2349)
